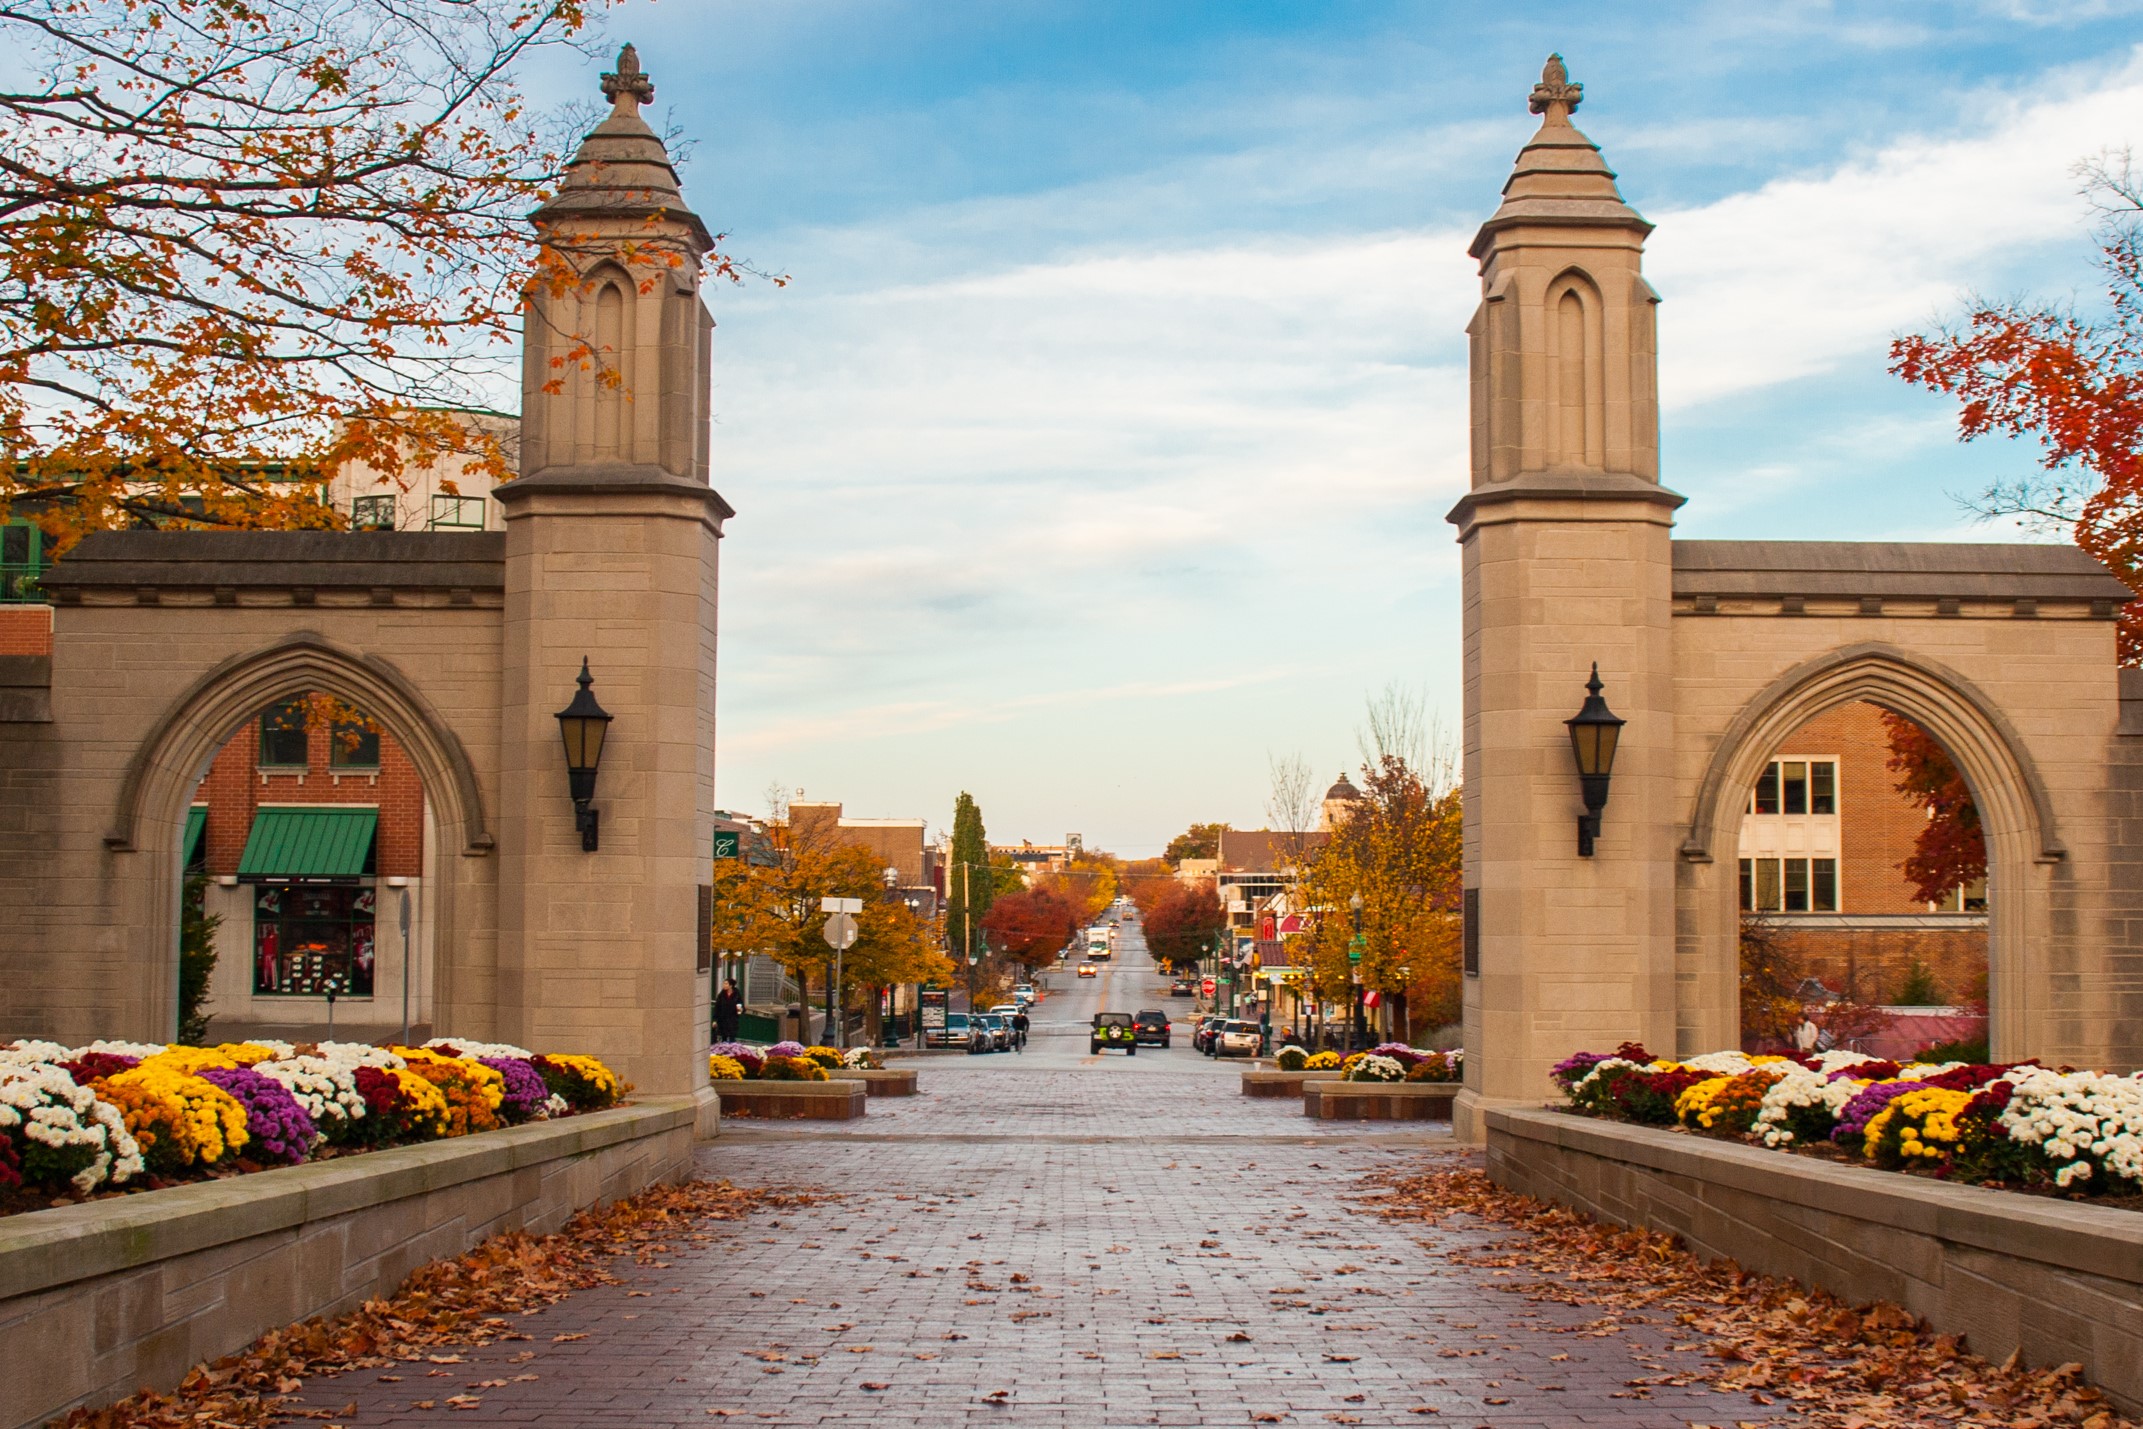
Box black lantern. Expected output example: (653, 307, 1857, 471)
(1565, 662, 1625, 857)
(555, 657, 613, 852)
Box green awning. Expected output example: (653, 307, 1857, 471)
(237, 807, 377, 882)
(184, 806, 207, 867)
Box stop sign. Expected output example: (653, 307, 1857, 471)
(1201, 977, 1216, 997)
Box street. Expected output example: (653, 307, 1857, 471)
(279, 917, 1726, 1427)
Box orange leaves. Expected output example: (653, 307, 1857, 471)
(1361, 1165, 2135, 1428)
(53, 1177, 817, 1428)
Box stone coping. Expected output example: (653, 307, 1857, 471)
(1239, 1069, 1344, 1098)
(830, 1068, 919, 1096)
(1671, 539, 2131, 605)
(0, 1097, 696, 1303)
(39, 529, 506, 593)
(1489, 1107, 2143, 1284)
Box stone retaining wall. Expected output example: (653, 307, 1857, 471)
(1240, 1070, 1343, 1098)
(1487, 1106, 2143, 1412)
(1303, 1083, 1458, 1120)
(716, 1082, 867, 1120)
(830, 1068, 918, 1097)
(0, 1096, 702, 1429)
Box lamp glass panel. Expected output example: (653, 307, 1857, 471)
(1568, 723, 1598, 774)
(1593, 721, 1619, 775)
(580, 716, 607, 771)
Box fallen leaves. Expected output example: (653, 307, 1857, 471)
(1359, 1165, 2138, 1429)
(53, 1179, 820, 1429)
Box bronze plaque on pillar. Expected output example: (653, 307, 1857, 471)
(1462, 887, 1479, 977)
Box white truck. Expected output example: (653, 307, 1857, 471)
(1084, 926, 1112, 961)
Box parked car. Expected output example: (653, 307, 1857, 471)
(1077, 963, 1098, 978)
(1090, 1011, 1138, 1056)
(975, 1013, 1011, 1051)
(931, 1012, 973, 1050)
(1214, 1020, 1263, 1058)
(1133, 1010, 1170, 1048)
(1168, 980, 1193, 998)
(1192, 1015, 1225, 1054)
(1012, 985, 1036, 1005)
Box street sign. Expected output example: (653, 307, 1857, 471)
(821, 896, 863, 914)
(1348, 933, 1366, 964)
(1200, 977, 1216, 997)
(822, 911, 859, 950)
(712, 830, 740, 860)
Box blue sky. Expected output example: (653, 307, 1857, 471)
(534, 1, 2143, 855)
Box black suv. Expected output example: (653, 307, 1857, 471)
(1133, 1010, 1170, 1048)
(1090, 1011, 1138, 1056)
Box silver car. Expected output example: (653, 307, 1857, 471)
(1215, 1020, 1263, 1058)
(975, 1013, 1011, 1051)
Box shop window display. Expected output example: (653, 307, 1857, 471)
(254, 885, 376, 995)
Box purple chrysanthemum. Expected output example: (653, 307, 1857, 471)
(481, 1056, 551, 1122)
(767, 1041, 807, 1059)
(1832, 1081, 1925, 1147)
(198, 1064, 318, 1166)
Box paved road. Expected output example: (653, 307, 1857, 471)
(289, 912, 1726, 1426)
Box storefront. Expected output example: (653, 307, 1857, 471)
(237, 806, 380, 999)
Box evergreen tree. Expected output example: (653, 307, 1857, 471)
(946, 792, 994, 969)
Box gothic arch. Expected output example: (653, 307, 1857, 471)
(1678, 641, 2062, 1060)
(104, 630, 495, 1040)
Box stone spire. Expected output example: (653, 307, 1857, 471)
(1470, 53, 1648, 261)
(533, 43, 711, 255)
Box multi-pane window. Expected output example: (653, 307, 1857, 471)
(252, 885, 376, 995)
(258, 699, 309, 768)
(330, 714, 380, 770)
(1749, 760, 1838, 816)
(1739, 857, 1838, 913)
(1931, 878, 1989, 913)
(428, 494, 487, 530)
(351, 495, 396, 530)
(0, 519, 52, 602)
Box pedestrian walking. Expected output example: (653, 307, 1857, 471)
(1011, 1007, 1029, 1053)
(713, 977, 742, 1044)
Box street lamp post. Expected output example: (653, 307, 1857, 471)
(1566, 663, 1627, 857)
(1348, 890, 1367, 1053)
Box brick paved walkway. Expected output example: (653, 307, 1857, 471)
(285, 1032, 1747, 1427)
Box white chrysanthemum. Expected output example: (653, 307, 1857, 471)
(425, 1037, 537, 1061)
(0, 1063, 142, 1193)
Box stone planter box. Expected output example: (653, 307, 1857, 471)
(1303, 1081, 1459, 1120)
(716, 1080, 867, 1120)
(830, 1067, 919, 1097)
(0, 1095, 703, 1429)
(1240, 1069, 1344, 1098)
(1487, 1106, 2143, 1413)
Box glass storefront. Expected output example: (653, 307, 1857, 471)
(253, 884, 376, 995)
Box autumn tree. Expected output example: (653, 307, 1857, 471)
(1294, 754, 1463, 1042)
(0, 0, 752, 542)
(1120, 858, 1176, 918)
(1162, 822, 1227, 866)
(979, 887, 1080, 972)
(1880, 709, 1986, 904)
(1036, 850, 1119, 926)
(707, 817, 954, 1033)
(1142, 881, 1224, 974)
(1891, 151, 2143, 663)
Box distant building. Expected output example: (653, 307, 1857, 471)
(325, 412, 519, 534)
(1319, 773, 1362, 831)
(991, 840, 1075, 884)
(1736, 700, 1986, 1006)
(789, 800, 941, 908)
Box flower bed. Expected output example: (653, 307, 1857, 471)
(1551, 1041, 2143, 1200)
(0, 1036, 628, 1215)
(1272, 1043, 1465, 1082)
(707, 1041, 871, 1082)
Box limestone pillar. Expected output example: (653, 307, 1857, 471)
(1450, 57, 1683, 1141)
(494, 46, 726, 1109)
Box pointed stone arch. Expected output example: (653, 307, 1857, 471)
(103, 630, 497, 1043)
(1543, 267, 1606, 468)
(1677, 641, 2064, 1061)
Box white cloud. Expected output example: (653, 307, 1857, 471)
(1649, 49, 2143, 409)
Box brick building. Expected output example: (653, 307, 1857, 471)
(187, 696, 435, 1039)
(1737, 699, 1986, 1007)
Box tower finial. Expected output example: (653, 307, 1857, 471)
(1528, 52, 1583, 123)
(600, 43, 655, 118)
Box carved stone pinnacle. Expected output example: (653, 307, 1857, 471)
(600, 43, 655, 116)
(1528, 52, 1583, 121)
